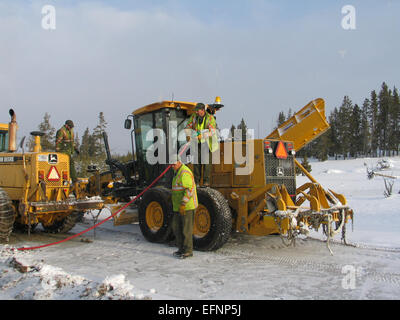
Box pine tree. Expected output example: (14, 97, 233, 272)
(277, 111, 286, 128)
(313, 131, 330, 161)
(328, 108, 340, 159)
(74, 132, 80, 154)
(297, 155, 312, 176)
(349, 104, 362, 158)
(388, 87, 400, 155)
(360, 99, 371, 156)
(229, 124, 236, 140)
(237, 118, 248, 141)
(368, 90, 379, 157)
(80, 127, 91, 158)
(377, 82, 391, 156)
(287, 108, 293, 121)
(336, 96, 353, 159)
(92, 112, 108, 158)
(27, 113, 56, 151)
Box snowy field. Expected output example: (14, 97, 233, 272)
(1, 156, 400, 300)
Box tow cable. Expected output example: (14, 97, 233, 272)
(17, 164, 173, 251)
(16, 141, 193, 251)
(17, 161, 175, 251)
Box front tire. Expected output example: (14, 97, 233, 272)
(193, 187, 232, 251)
(139, 188, 173, 243)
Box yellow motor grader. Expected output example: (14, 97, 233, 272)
(0, 109, 103, 242)
(82, 98, 353, 252)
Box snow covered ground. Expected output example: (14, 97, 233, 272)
(1, 156, 400, 300)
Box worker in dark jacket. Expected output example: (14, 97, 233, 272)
(56, 120, 79, 183)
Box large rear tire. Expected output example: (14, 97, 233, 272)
(139, 188, 173, 243)
(0, 188, 15, 242)
(193, 187, 232, 251)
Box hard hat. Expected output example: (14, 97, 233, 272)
(65, 120, 74, 128)
(195, 103, 206, 111)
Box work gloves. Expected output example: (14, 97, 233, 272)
(179, 204, 186, 216)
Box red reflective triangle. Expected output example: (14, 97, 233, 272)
(275, 141, 288, 159)
(47, 166, 60, 181)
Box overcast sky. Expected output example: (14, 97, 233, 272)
(1, 0, 399, 153)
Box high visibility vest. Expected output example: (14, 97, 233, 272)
(186, 113, 219, 153)
(172, 164, 198, 212)
(56, 125, 74, 155)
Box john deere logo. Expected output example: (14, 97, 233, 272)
(48, 154, 58, 164)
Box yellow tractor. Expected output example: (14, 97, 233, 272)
(0, 109, 103, 242)
(82, 98, 353, 252)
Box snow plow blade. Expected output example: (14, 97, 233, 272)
(267, 98, 330, 152)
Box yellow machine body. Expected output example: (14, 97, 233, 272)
(83, 97, 353, 252)
(0, 111, 103, 240)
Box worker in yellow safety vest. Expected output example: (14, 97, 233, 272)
(171, 157, 198, 259)
(185, 103, 219, 186)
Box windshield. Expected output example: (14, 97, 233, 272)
(134, 108, 190, 166)
(134, 111, 166, 162)
(168, 108, 188, 152)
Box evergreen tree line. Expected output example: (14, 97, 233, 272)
(26, 112, 129, 176)
(276, 82, 400, 161)
(229, 118, 252, 141)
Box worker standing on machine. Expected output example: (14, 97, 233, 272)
(171, 157, 198, 259)
(185, 103, 219, 187)
(56, 120, 79, 183)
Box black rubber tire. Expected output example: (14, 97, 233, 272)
(13, 221, 38, 233)
(194, 187, 232, 251)
(42, 212, 79, 234)
(139, 188, 173, 243)
(0, 188, 15, 242)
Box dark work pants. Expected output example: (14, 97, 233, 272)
(193, 142, 212, 185)
(172, 210, 195, 254)
(69, 155, 77, 183)
(61, 152, 77, 183)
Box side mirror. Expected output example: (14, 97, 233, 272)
(124, 119, 132, 130)
(19, 136, 26, 149)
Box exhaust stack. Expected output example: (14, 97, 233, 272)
(8, 109, 17, 152)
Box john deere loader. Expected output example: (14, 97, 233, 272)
(0, 109, 103, 242)
(81, 98, 353, 252)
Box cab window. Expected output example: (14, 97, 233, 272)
(0, 131, 8, 152)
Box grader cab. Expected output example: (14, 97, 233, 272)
(0, 109, 103, 242)
(84, 98, 353, 252)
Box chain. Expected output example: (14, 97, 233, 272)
(273, 214, 296, 247)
